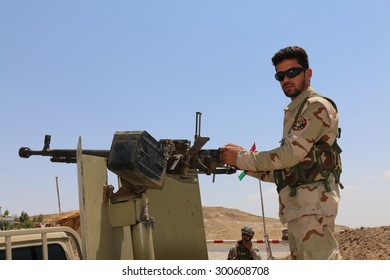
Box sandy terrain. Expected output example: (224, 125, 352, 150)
(41, 207, 390, 260)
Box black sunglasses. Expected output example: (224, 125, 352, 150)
(275, 67, 307, 81)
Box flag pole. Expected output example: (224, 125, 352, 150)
(258, 179, 274, 259)
(238, 142, 274, 259)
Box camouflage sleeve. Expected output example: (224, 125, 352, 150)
(246, 170, 275, 183)
(227, 246, 236, 260)
(236, 101, 333, 172)
(251, 245, 261, 260)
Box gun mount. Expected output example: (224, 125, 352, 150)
(17, 113, 233, 260)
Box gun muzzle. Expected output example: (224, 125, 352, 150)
(19, 147, 32, 158)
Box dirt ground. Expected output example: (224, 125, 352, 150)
(338, 226, 390, 260)
(41, 207, 390, 260)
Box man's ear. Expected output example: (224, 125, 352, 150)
(306, 68, 312, 79)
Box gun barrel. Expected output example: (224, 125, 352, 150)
(18, 147, 109, 163)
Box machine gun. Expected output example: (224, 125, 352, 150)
(19, 112, 236, 190)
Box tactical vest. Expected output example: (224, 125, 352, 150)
(274, 95, 344, 197)
(234, 244, 252, 260)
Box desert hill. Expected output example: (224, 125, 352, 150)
(202, 206, 286, 240)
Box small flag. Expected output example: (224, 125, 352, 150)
(238, 143, 256, 181)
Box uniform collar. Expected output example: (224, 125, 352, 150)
(284, 86, 315, 112)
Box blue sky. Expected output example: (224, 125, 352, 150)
(1, 1, 389, 228)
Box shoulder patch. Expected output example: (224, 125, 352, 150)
(292, 116, 308, 131)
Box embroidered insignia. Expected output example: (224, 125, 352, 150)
(292, 116, 308, 131)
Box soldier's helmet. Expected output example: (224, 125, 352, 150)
(241, 226, 255, 237)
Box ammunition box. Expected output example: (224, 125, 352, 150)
(107, 131, 166, 189)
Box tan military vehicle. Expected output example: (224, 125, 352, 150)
(0, 227, 81, 260)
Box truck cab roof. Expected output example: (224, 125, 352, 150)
(0, 227, 82, 260)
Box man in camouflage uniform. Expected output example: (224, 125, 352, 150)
(227, 226, 261, 260)
(220, 46, 343, 260)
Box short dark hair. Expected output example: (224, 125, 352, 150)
(271, 46, 309, 69)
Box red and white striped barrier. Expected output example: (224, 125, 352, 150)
(207, 239, 284, 244)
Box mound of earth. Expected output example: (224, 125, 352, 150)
(338, 226, 390, 260)
(42, 211, 80, 235)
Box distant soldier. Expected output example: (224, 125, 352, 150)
(227, 226, 261, 260)
(221, 46, 343, 260)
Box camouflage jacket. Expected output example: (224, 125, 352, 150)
(236, 87, 341, 223)
(227, 241, 261, 260)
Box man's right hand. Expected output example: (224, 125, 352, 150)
(220, 143, 246, 166)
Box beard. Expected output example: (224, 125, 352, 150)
(282, 79, 307, 98)
(283, 88, 302, 98)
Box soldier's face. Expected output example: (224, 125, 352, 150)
(242, 233, 252, 241)
(275, 58, 312, 99)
